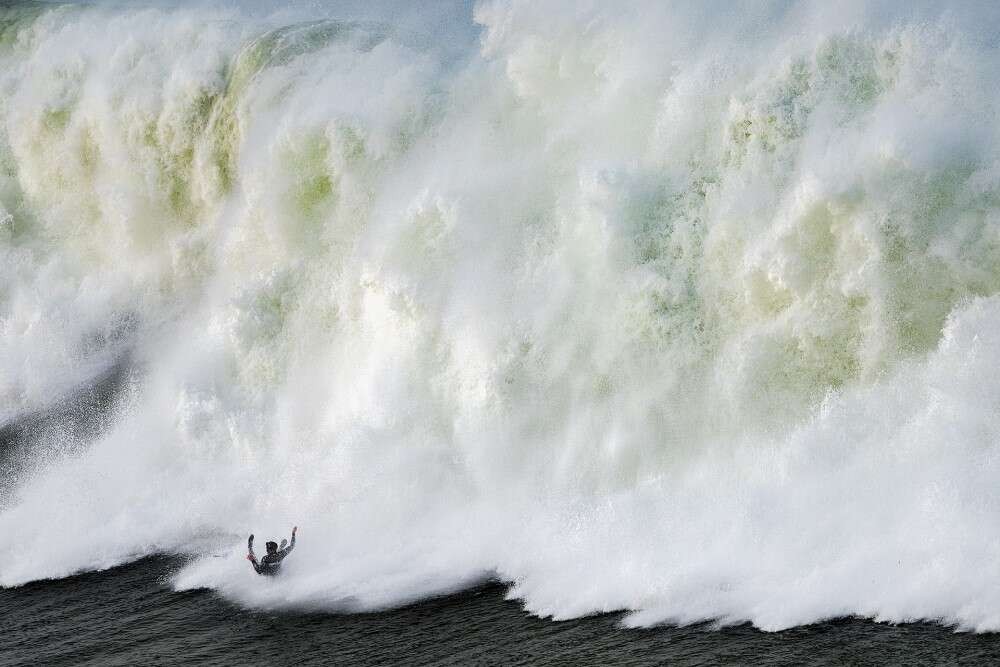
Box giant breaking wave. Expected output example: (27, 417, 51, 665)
(3, 0, 1000, 631)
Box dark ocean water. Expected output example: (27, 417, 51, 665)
(4, 556, 1000, 666)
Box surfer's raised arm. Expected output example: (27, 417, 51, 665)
(279, 526, 297, 557)
(246, 534, 263, 574)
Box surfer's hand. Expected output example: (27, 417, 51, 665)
(292, 526, 297, 535)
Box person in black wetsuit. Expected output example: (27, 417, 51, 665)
(247, 526, 297, 575)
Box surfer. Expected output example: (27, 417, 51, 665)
(247, 526, 297, 575)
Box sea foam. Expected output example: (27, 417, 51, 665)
(3, 0, 1000, 630)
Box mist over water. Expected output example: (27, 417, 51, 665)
(3, 0, 1000, 631)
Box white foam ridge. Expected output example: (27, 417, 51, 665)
(3, 0, 1000, 631)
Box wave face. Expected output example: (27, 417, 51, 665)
(4, 0, 1000, 630)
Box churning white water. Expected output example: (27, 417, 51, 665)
(3, 0, 1000, 630)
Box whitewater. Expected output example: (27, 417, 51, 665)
(3, 0, 1000, 631)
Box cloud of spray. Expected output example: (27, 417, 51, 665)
(3, 0, 1000, 630)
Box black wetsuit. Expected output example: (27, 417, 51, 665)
(247, 533, 295, 575)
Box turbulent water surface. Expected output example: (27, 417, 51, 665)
(4, 0, 1000, 642)
(8, 557, 1000, 667)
